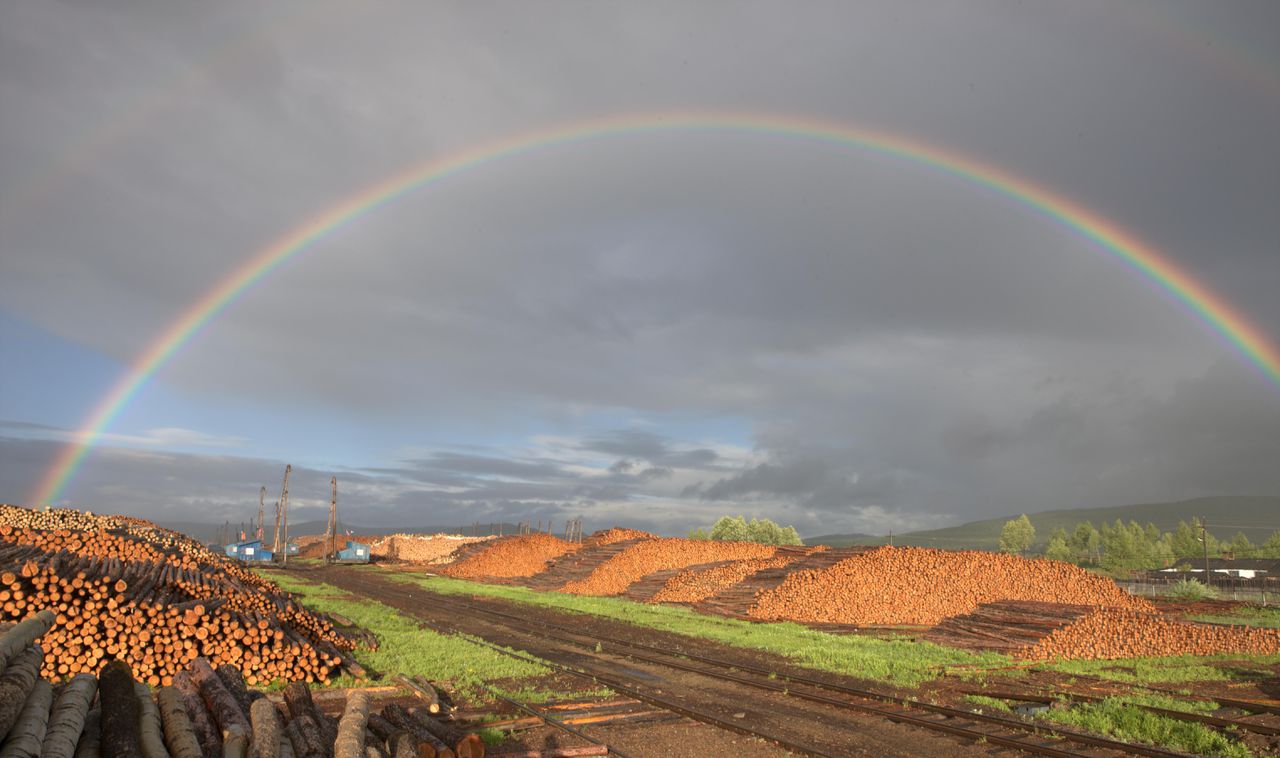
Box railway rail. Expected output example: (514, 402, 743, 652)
(312, 567, 1208, 758)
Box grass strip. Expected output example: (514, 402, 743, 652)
(1187, 606, 1280, 629)
(962, 694, 1013, 713)
(1039, 697, 1251, 758)
(378, 568, 1009, 686)
(264, 570, 608, 703)
(1039, 652, 1280, 684)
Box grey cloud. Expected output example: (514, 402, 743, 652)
(580, 430, 719, 469)
(1, 1, 1277, 535)
(697, 459, 832, 500)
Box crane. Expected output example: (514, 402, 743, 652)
(257, 486, 266, 541)
(272, 464, 291, 563)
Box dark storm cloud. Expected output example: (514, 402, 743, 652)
(693, 459, 831, 500)
(580, 430, 719, 469)
(1, 1, 1278, 534)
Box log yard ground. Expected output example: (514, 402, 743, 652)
(2, 505, 1279, 758)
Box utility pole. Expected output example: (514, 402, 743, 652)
(326, 476, 338, 563)
(257, 487, 266, 541)
(281, 464, 291, 566)
(1200, 516, 1211, 587)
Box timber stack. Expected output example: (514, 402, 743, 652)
(0, 504, 361, 686)
(748, 545, 1155, 625)
(925, 599, 1280, 660)
(0, 616, 487, 758)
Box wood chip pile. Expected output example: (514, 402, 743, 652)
(0, 615, 487, 758)
(439, 534, 582, 579)
(0, 505, 359, 686)
(560, 539, 777, 597)
(648, 554, 807, 604)
(1018, 605, 1280, 661)
(749, 546, 1153, 625)
(369, 535, 492, 563)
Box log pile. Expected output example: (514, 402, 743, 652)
(0, 616, 487, 758)
(440, 535, 581, 579)
(1, 506, 360, 686)
(369, 535, 491, 564)
(649, 552, 815, 604)
(1017, 605, 1280, 661)
(749, 546, 1152, 626)
(923, 600, 1096, 652)
(583, 529, 653, 546)
(560, 539, 776, 597)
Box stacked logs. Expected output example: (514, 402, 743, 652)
(0, 614, 485, 758)
(748, 546, 1153, 626)
(648, 553, 810, 604)
(583, 529, 653, 547)
(1017, 605, 1280, 661)
(561, 539, 777, 597)
(368, 536, 491, 564)
(0, 505, 225, 565)
(1, 507, 359, 686)
(440, 535, 581, 579)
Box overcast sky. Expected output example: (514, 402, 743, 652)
(2, 1, 1278, 536)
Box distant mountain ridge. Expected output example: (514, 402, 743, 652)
(806, 496, 1279, 550)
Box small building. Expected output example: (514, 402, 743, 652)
(1159, 558, 1280, 580)
(335, 540, 370, 563)
(225, 539, 274, 563)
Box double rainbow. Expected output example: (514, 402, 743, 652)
(29, 112, 1280, 506)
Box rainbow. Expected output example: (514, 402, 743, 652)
(29, 112, 1280, 506)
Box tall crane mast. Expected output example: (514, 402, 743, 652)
(257, 486, 266, 541)
(326, 476, 338, 563)
(272, 464, 291, 562)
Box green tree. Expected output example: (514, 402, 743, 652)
(704, 515, 802, 545)
(1260, 531, 1280, 558)
(709, 515, 749, 541)
(1099, 519, 1137, 573)
(998, 514, 1035, 555)
(1069, 521, 1101, 565)
(1170, 520, 1202, 560)
(687, 527, 710, 540)
(747, 518, 783, 545)
(1227, 532, 1255, 558)
(1044, 528, 1072, 562)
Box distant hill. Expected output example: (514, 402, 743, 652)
(806, 496, 1279, 550)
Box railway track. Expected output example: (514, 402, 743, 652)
(314, 567, 1207, 758)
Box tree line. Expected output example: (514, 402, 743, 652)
(689, 515, 804, 546)
(998, 513, 1280, 574)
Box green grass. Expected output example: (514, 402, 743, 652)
(1188, 605, 1280, 629)
(263, 571, 607, 703)
(1165, 577, 1216, 601)
(1039, 652, 1280, 684)
(378, 569, 1009, 686)
(963, 694, 1013, 713)
(1040, 697, 1250, 758)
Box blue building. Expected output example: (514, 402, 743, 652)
(335, 540, 370, 563)
(225, 539, 274, 563)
